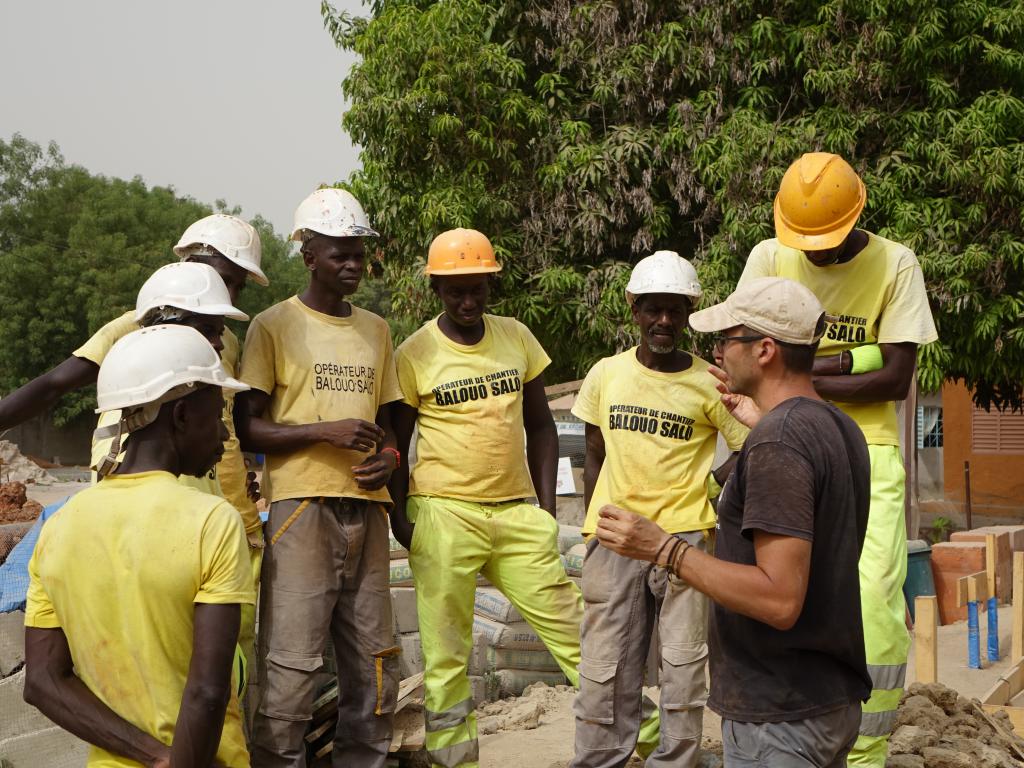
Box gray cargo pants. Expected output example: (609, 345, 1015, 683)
(722, 702, 861, 767)
(251, 497, 398, 768)
(572, 532, 709, 768)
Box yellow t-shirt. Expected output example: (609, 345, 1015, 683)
(572, 349, 748, 535)
(396, 314, 551, 502)
(24, 471, 254, 768)
(77, 314, 260, 538)
(239, 296, 403, 503)
(739, 233, 938, 445)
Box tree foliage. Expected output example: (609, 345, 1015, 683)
(325, 0, 1024, 409)
(0, 135, 306, 424)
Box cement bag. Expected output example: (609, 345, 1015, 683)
(389, 533, 408, 560)
(557, 524, 584, 554)
(472, 616, 546, 650)
(562, 542, 586, 577)
(474, 587, 523, 624)
(390, 559, 414, 586)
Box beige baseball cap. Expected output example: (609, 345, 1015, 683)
(689, 277, 829, 344)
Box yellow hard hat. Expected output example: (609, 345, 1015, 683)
(774, 153, 866, 250)
(425, 228, 502, 275)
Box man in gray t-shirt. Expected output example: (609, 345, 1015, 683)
(596, 277, 871, 767)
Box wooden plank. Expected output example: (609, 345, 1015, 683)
(305, 718, 334, 744)
(987, 533, 998, 599)
(958, 571, 989, 606)
(914, 596, 938, 684)
(544, 380, 583, 398)
(395, 672, 425, 714)
(1014, 552, 1024, 662)
(973, 701, 1024, 762)
(982, 658, 1024, 705)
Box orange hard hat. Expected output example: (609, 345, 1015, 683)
(774, 153, 867, 250)
(425, 228, 502, 275)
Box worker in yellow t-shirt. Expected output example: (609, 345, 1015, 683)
(0, 213, 268, 541)
(24, 324, 254, 768)
(738, 153, 938, 767)
(236, 188, 404, 768)
(570, 251, 748, 768)
(389, 229, 585, 768)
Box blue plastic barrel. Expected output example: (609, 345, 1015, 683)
(904, 539, 936, 621)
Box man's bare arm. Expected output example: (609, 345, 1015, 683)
(596, 506, 812, 630)
(24, 627, 170, 767)
(0, 356, 98, 431)
(523, 375, 558, 515)
(387, 401, 418, 549)
(581, 423, 605, 513)
(169, 603, 240, 768)
(812, 342, 916, 402)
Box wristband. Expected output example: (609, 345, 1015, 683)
(381, 447, 401, 467)
(850, 344, 884, 374)
(671, 541, 692, 577)
(837, 352, 847, 375)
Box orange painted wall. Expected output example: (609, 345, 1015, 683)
(942, 380, 1024, 517)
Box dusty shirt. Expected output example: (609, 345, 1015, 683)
(708, 398, 872, 722)
(240, 296, 403, 503)
(740, 233, 937, 445)
(76, 313, 260, 538)
(572, 349, 747, 534)
(25, 471, 254, 767)
(396, 314, 550, 502)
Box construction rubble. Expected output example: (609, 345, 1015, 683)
(888, 682, 1024, 768)
(0, 441, 55, 487)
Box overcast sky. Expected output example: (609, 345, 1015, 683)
(0, 1, 366, 235)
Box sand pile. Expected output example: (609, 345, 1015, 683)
(477, 682, 575, 735)
(888, 682, 1024, 767)
(0, 440, 55, 485)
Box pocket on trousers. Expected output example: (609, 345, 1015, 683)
(372, 646, 401, 716)
(260, 650, 324, 721)
(574, 658, 618, 725)
(660, 642, 708, 710)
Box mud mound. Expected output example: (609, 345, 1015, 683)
(0, 440, 55, 485)
(0, 482, 44, 525)
(888, 682, 1024, 767)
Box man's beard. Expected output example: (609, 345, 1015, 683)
(648, 342, 675, 354)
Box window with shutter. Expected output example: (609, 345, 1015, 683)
(972, 405, 1024, 453)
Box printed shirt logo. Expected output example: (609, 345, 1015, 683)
(824, 314, 869, 344)
(314, 362, 376, 394)
(432, 368, 522, 406)
(608, 404, 695, 441)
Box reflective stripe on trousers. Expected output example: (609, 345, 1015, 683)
(847, 445, 909, 768)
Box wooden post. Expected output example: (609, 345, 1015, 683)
(1014, 552, 1024, 663)
(987, 533, 999, 600)
(915, 595, 938, 683)
(964, 461, 973, 530)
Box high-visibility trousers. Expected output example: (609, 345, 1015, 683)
(408, 495, 586, 768)
(847, 444, 909, 767)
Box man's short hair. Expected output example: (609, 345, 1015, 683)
(774, 315, 826, 373)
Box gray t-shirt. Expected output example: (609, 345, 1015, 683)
(708, 397, 872, 722)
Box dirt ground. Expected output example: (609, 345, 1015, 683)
(478, 607, 1019, 767)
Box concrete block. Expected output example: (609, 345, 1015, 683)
(0, 610, 25, 677)
(931, 542, 986, 624)
(0, 723, 90, 767)
(949, 529, 1012, 601)
(398, 632, 423, 678)
(0, 669, 53, 741)
(390, 587, 419, 635)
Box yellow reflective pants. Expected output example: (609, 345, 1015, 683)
(847, 445, 909, 767)
(408, 496, 586, 768)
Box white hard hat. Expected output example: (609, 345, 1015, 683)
(96, 325, 249, 414)
(625, 250, 703, 304)
(291, 188, 378, 242)
(173, 214, 268, 286)
(135, 263, 249, 325)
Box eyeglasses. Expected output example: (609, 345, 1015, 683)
(713, 333, 765, 351)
